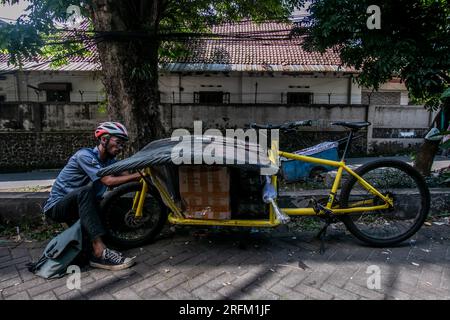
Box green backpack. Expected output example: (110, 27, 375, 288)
(27, 220, 83, 279)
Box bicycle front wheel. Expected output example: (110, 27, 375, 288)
(100, 182, 168, 249)
(340, 160, 430, 247)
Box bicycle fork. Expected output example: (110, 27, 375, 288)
(131, 178, 148, 219)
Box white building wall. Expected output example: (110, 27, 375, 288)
(362, 81, 410, 105)
(370, 105, 433, 128)
(159, 73, 242, 104)
(0, 74, 18, 101)
(11, 71, 104, 102)
(2, 70, 415, 106)
(158, 73, 179, 103)
(400, 92, 409, 105)
(241, 75, 354, 104)
(159, 72, 363, 104)
(351, 81, 362, 104)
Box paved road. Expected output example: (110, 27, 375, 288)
(1, 224, 450, 300)
(0, 171, 58, 190)
(1, 156, 449, 191)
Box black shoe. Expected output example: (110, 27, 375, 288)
(89, 248, 135, 271)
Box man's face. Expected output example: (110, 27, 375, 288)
(102, 135, 126, 156)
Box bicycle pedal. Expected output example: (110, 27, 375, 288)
(309, 198, 320, 214)
(309, 198, 333, 215)
(318, 204, 333, 216)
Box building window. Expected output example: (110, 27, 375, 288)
(287, 92, 313, 104)
(194, 91, 230, 104)
(38, 83, 72, 102)
(0, 95, 5, 102)
(362, 91, 401, 105)
(46, 90, 71, 102)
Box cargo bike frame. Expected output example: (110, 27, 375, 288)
(99, 121, 430, 248)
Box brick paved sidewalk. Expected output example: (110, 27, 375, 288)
(1, 224, 450, 300)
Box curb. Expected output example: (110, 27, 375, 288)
(0, 192, 49, 224)
(1, 189, 449, 225)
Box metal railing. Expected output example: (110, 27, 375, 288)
(160, 91, 362, 105)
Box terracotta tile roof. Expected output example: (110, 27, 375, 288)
(161, 20, 356, 72)
(0, 54, 99, 72)
(0, 20, 356, 73)
(0, 20, 100, 72)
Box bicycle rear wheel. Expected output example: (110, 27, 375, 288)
(340, 160, 430, 247)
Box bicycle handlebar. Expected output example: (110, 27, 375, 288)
(248, 120, 313, 130)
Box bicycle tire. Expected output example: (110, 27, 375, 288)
(100, 181, 168, 249)
(339, 159, 430, 247)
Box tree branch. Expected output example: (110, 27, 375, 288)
(438, 72, 450, 85)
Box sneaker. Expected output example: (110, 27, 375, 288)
(108, 248, 123, 257)
(89, 248, 135, 271)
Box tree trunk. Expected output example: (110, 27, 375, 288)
(90, 0, 166, 154)
(413, 139, 440, 176)
(413, 103, 448, 176)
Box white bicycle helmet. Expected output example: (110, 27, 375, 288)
(95, 121, 129, 140)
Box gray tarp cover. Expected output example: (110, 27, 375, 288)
(97, 135, 279, 177)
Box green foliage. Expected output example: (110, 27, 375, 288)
(442, 88, 450, 100)
(130, 63, 155, 81)
(0, 0, 305, 69)
(97, 99, 107, 114)
(288, 216, 323, 232)
(0, 0, 86, 65)
(0, 220, 65, 242)
(158, 41, 190, 61)
(40, 33, 93, 67)
(440, 131, 450, 149)
(426, 170, 450, 187)
(301, 0, 450, 108)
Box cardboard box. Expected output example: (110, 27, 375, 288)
(179, 166, 231, 219)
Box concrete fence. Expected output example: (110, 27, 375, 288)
(165, 103, 369, 129)
(367, 105, 435, 154)
(0, 102, 105, 132)
(164, 103, 434, 154)
(0, 102, 434, 170)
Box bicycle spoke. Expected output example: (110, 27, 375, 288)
(106, 191, 160, 241)
(343, 163, 426, 243)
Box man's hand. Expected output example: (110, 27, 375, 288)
(100, 171, 141, 187)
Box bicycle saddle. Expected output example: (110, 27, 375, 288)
(331, 121, 371, 130)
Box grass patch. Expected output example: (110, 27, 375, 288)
(287, 216, 324, 232)
(0, 217, 66, 242)
(5, 185, 51, 192)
